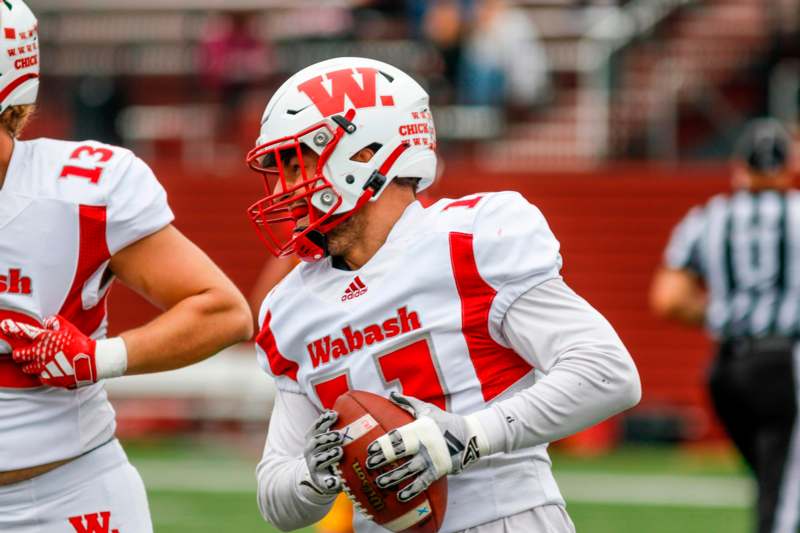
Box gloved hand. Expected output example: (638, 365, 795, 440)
(366, 392, 490, 502)
(0, 312, 43, 353)
(0, 315, 126, 389)
(300, 409, 345, 502)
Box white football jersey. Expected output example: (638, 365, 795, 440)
(257, 192, 566, 532)
(0, 138, 173, 470)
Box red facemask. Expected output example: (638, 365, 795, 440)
(246, 110, 375, 261)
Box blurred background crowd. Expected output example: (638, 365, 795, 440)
(35, 0, 800, 168)
(20, 0, 800, 531)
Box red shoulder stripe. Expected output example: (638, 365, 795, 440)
(256, 311, 299, 381)
(58, 205, 111, 336)
(449, 231, 532, 402)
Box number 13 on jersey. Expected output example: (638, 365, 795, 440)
(59, 145, 114, 184)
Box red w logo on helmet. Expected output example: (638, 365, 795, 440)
(297, 67, 395, 117)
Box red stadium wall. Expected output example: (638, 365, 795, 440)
(107, 162, 731, 441)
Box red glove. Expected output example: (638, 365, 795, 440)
(0, 312, 44, 353)
(0, 315, 99, 389)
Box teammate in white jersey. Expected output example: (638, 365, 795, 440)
(248, 57, 641, 533)
(0, 2, 253, 532)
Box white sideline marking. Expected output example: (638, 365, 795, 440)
(131, 458, 753, 508)
(556, 472, 753, 508)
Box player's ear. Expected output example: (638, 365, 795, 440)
(350, 145, 379, 163)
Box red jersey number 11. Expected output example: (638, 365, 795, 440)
(314, 336, 447, 411)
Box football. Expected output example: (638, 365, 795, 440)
(332, 390, 447, 533)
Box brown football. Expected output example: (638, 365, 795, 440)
(332, 390, 447, 533)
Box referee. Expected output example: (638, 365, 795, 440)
(651, 118, 800, 533)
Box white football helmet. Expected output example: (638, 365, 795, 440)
(0, 0, 38, 112)
(246, 57, 437, 261)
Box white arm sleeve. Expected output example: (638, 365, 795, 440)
(256, 388, 336, 531)
(472, 278, 641, 454)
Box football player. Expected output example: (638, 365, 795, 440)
(250, 57, 641, 532)
(0, 2, 253, 532)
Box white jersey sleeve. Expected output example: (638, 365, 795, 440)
(104, 150, 174, 254)
(473, 278, 642, 454)
(256, 388, 335, 530)
(472, 191, 563, 340)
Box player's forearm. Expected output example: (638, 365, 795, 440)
(473, 343, 641, 454)
(118, 287, 252, 375)
(473, 278, 641, 454)
(256, 453, 335, 531)
(256, 388, 338, 531)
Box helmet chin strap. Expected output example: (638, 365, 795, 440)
(290, 109, 403, 264)
(292, 228, 329, 263)
(293, 186, 378, 263)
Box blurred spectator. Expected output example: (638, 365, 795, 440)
(200, 11, 274, 143)
(772, 0, 800, 42)
(71, 74, 127, 145)
(422, 0, 469, 104)
(458, 0, 550, 111)
(350, 0, 409, 40)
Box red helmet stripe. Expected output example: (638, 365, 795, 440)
(378, 142, 409, 176)
(0, 72, 37, 105)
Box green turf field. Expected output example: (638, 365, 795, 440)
(125, 439, 753, 533)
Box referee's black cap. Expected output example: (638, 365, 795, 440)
(734, 118, 792, 174)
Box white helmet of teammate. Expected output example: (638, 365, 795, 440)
(246, 57, 437, 261)
(0, 0, 39, 112)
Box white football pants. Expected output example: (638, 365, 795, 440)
(0, 439, 153, 533)
(461, 505, 576, 533)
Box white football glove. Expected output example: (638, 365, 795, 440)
(300, 410, 344, 502)
(365, 392, 490, 502)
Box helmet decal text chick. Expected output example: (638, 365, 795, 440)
(246, 57, 437, 262)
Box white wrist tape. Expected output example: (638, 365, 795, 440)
(95, 337, 128, 379)
(464, 414, 492, 457)
(399, 417, 451, 477)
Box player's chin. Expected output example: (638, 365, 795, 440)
(327, 230, 353, 257)
(327, 213, 364, 256)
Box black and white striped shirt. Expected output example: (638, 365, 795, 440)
(665, 189, 800, 339)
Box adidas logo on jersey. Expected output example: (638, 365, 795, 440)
(341, 276, 368, 302)
(0, 268, 32, 295)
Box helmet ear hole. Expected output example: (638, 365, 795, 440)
(350, 143, 382, 162)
